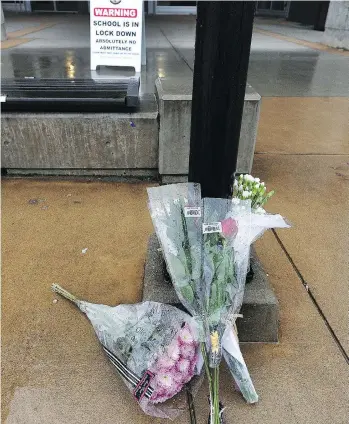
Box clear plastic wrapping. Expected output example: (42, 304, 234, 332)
(80, 300, 203, 419)
(202, 198, 251, 367)
(52, 284, 203, 420)
(147, 183, 205, 319)
(147, 184, 259, 404)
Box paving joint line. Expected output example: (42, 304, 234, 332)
(159, 27, 194, 72)
(271, 229, 349, 364)
(254, 28, 349, 57)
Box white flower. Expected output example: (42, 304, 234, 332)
(244, 174, 254, 182)
(254, 177, 260, 183)
(238, 185, 244, 192)
(242, 190, 250, 198)
(260, 182, 265, 187)
(255, 207, 266, 215)
(254, 183, 260, 188)
(233, 180, 238, 188)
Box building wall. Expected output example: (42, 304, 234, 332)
(324, 1, 349, 49)
(287, 1, 329, 30)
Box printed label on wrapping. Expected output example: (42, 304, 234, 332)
(184, 207, 201, 217)
(133, 370, 154, 401)
(202, 222, 222, 234)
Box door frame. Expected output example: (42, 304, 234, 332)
(152, 1, 197, 15)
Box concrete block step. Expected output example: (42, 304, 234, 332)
(156, 77, 261, 182)
(142, 234, 279, 343)
(1, 94, 158, 173)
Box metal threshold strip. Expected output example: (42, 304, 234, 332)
(1, 77, 140, 112)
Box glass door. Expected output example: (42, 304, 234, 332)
(30, 1, 82, 12)
(155, 1, 196, 15)
(256, 1, 289, 17)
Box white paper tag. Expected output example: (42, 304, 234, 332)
(184, 207, 201, 218)
(0, 95, 7, 103)
(202, 222, 222, 234)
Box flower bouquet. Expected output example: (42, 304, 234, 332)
(232, 174, 290, 244)
(148, 182, 290, 423)
(147, 184, 261, 423)
(51, 285, 203, 419)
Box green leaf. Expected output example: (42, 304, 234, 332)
(180, 285, 194, 303)
(168, 254, 187, 283)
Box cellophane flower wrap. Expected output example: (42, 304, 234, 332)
(147, 183, 204, 318)
(232, 174, 291, 244)
(202, 197, 251, 367)
(51, 285, 203, 420)
(147, 183, 259, 412)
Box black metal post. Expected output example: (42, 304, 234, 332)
(189, 1, 256, 198)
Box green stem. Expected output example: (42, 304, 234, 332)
(201, 342, 221, 424)
(212, 367, 216, 424)
(212, 366, 220, 424)
(51, 284, 80, 306)
(200, 342, 213, 397)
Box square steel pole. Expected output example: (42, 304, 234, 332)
(189, 1, 255, 198)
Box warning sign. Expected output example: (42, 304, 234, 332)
(90, 0, 143, 72)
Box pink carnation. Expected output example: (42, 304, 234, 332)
(180, 342, 196, 359)
(176, 358, 190, 374)
(167, 340, 181, 361)
(172, 368, 184, 383)
(151, 383, 181, 404)
(178, 325, 194, 344)
(152, 393, 170, 404)
(155, 370, 175, 389)
(151, 369, 183, 404)
(156, 355, 176, 370)
(149, 326, 200, 405)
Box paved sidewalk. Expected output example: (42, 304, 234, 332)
(2, 176, 348, 424)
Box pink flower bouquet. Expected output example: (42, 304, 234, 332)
(150, 323, 199, 404)
(51, 285, 203, 420)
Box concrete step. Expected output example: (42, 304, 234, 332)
(142, 234, 279, 343)
(2, 77, 260, 180)
(1, 94, 158, 176)
(156, 77, 261, 183)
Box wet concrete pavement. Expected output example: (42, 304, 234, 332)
(2, 14, 349, 97)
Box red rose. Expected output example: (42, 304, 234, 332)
(221, 218, 238, 238)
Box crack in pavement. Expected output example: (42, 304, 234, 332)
(272, 229, 349, 365)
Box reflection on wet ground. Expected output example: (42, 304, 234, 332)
(2, 15, 349, 96)
(1, 47, 192, 95)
